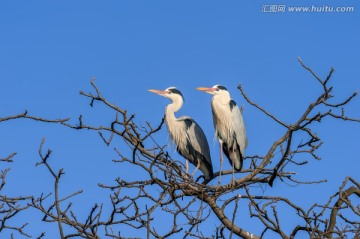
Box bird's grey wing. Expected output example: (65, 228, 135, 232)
(230, 100, 248, 155)
(178, 116, 213, 172)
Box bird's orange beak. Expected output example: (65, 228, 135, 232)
(196, 87, 216, 93)
(148, 89, 167, 95)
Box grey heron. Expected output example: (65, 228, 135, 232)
(196, 85, 247, 184)
(148, 87, 213, 182)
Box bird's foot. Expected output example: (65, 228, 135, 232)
(230, 178, 237, 188)
(183, 172, 194, 183)
(215, 181, 222, 191)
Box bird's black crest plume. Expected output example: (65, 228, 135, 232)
(167, 87, 184, 98)
(216, 85, 228, 91)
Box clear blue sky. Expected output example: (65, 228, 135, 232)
(1, 0, 359, 237)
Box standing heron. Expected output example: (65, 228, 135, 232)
(196, 85, 247, 184)
(148, 87, 213, 181)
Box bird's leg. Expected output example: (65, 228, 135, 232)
(231, 162, 235, 185)
(218, 142, 224, 187)
(231, 160, 235, 188)
(183, 159, 191, 181)
(231, 146, 236, 187)
(191, 159, 201, 178)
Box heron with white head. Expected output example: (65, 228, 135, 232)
(196, 84, 248, 185)
(148, 87, 213, 182)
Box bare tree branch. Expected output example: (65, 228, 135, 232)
(0, 59, 359, 238)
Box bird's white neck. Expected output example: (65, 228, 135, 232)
(165, 97, 184, 144)
(214, 91, 231, 105)
(165, 97, 183, 121)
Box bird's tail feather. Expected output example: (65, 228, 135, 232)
(223, 144, 243, 172)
